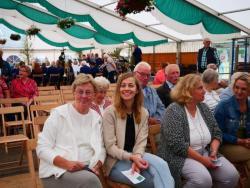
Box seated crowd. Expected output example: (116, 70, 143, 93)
(0, 48, 249, 188)
(35, 63, 249, 188)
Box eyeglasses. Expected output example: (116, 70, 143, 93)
(136, 71, 150, 78)
(75, 90, 94, 96)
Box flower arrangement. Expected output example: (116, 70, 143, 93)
(0, 39, 6, 44)
(26, 25, 41, 37)
(57, 17, 75, 29)
(10, 34, 21, 41)
(115, 0, 155, 17)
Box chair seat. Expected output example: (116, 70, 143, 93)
(5, 120, 32, 126)
(0, 134, 28, 144)
(106, 179, 132, 188)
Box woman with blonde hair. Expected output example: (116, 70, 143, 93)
(37, 73, 105, 188)
(215, 73, 250, 185)
(158, 74, 239, 188)
(103, 72, 174, 188)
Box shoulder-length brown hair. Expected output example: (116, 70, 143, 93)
(114, 72, 144, 124)
(171, 73, 201, 105)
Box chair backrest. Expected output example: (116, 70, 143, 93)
(61, 93, 74, 104)
(0, 106, 26, 136)
(30, 104, 59, 138)
(148, 124, 161, 154)
(39, 90, 60, 96)
(60, 85, 72, 90)
(48, 73, 60, 86)
(38, 86, 56, 91)
(0, 97, 29, 105)
(32, 74, 44, 86)
(0, 97, 31, 122)
(34, 95, 62, 105)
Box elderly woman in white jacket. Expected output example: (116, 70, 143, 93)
(37, 74, 106, 188)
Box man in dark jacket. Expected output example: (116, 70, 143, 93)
(157, 64, 180, 108)
(197, 38, 221, 73)
(132, 45, 142, 66)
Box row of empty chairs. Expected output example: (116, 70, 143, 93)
(0, 101, 61, 188)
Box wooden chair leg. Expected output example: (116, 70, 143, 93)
(26, 140, 37, 188)
(19, 141, 25, 165)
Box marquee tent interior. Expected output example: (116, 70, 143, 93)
(0, 0, 249, 52)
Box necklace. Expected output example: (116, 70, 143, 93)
(185, 107, 206, 155)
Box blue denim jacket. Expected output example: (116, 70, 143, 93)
(214, 96, 250, 144)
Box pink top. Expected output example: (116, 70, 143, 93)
(0, 78, 9, 98)
(91, 99, 111, 116)
(10, 78, 38, 99)
(153, 69, 166, 85)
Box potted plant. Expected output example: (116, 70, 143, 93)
(57, 17, 75, 29)
(10, 34, 21, 41)
(115, 0, 155, 17)
(0, 39, 6, 44)
(26, 25, 41, 37)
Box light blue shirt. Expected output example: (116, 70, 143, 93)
(219, 87, 233, 101)
(143, 86, 165, 123)
(166, 81, 174, 89)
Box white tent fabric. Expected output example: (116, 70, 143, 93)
(0, 9, 130, 50)
(93, 0, 249, 41)
(39, 0, 167, 41)
(0, 0, 249, 52)
(151, 8, 241, 41)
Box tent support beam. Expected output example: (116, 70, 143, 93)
(100, 1, 118, 8)
(219, 8, 250, 15)
(176, 42, 181, 65)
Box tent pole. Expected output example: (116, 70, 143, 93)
(230, 39, 235, 75)
(176, 42, 181, 65)
(244, 38, 248, 69)
(153, 45, 156, 72)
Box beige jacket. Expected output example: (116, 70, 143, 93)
(102, 105, 149, 175)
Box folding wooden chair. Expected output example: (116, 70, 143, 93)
(34, 95, 62, 105)
(48, 73, 60, 86)
(148, 124, 161, 154)
(38, 86, 56, 91)
(61, 93, 74, 104)
(30, 103, 60, 138)
(38, 89, 60, 96)
(0, 106, 27, 152)
(60, 85, 72, 90)
(60, 88, 74, 103)
(0, 98, 33, 137)
(106, 180, 132, 188)
(32, 74, 44, 86)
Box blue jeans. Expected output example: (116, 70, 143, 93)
(109, 153, 174, 188)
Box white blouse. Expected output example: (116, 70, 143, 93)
(185, 107, 211, 151)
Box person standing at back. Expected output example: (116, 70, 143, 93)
(132, 45, 142, 66)
(197, 38, 220, 73)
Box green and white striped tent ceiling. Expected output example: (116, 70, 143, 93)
(0, 0, 249, 51)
